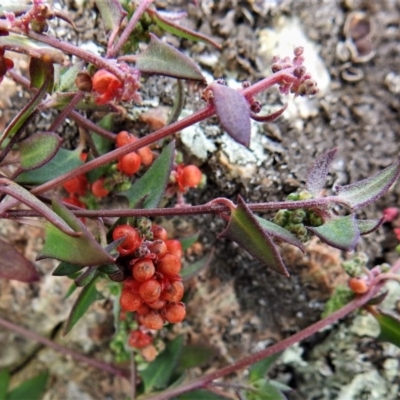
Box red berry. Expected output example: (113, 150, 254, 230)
(116, 131, 137, 148)
(91, 178, 110, 198)
(165, 239, 183, 260)
(117, 152, 141, 176)
(164, 303, 186, 324)
(137, 146, 154, 166)
(139, 279, 162, 303)
(112, 225, 141, 256)
(142, 310, 164, 330)
(147, 297, 167, 310)
(63, 175, 88, 196)
(132, 258, 155, 282)
(120, 289, 143, 311)
(151, 225, 168, 241)
(157, 254, 181, 277)
(147, 240, 168, 259)
(161, 281, 184, 303)
(128, 330, 152, 349)
(136, 303, 151, 316)
(92, 69, 122, 94)
(62, 197, 86, 208)
(348, 277, 369, 294)
(181, 165, 202, 188)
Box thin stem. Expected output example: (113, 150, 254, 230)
(141, 259, 400, 400)
(0, 315, 130, 379)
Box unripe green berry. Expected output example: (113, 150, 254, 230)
(273, 210, 290, 226)
(307, 212, 324, 227)
(298, 190, 313, 200)
(290, 209, 306, 224)
(287, 193, 299, 201)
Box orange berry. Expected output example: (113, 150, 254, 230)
(147, 240, 168, 259)
(164, 303, 186, 324)
(157, 254, 181, 277)
(181, 165, 202, 189)
(142, 310, 164, 330)
(132, 258, 155, 282)
(165, 239, 183, 260)
(117, 152, 141, 176)
(137, 146, 154, 166)
(136, 303, 151, 316)
(120, 289, 143, 311)
(348, 277, 369, 294)
(116, 131, 137, 148)
(151, 225, 168, 241)
(138, 279, 162, 303)
(147, 297, 167, 310)
(128, 330, 152, 349)
(63, 175, 88, 196)
(112, 225, 141, 256)
(161, 281, 184, 303)
(92, 69, 122, 94)
(91, 178, 110, 198)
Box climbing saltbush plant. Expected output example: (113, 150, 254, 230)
(0, 1, 400, 398)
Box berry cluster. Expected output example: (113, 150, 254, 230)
(114, 222, 186, 331)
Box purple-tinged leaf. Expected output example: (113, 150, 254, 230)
(52, 261, 86, 276)
(95, 0, 126, 32)
(374, 309, 400, 348)
(306, 214, 360, 251)
(135, 33, 205, 81)
(0, 179, 79, 237)
(306, 148, 338, 197)
(335, 161, 400, 210)
(219, 196, 289, 276)
(357, 217, 384, 235)
(149, 8, 221, 49)
(63, 273, 103, 335)
(367, 290, 388, 306)
(37, 198, 115, 266)
(208, 83, 251, 147)
(255, 216, 305, 253)
(19, 132, 61, 171)
(0, 238, 40, 282)
(250, 104, 288, 122)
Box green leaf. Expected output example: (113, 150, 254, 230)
(246, 381, 287, 400)
(121, 140, 175, 208)
(249, 353, 282, 383)
(37, 198, 115, 266)
(181, 251, 214, 281)
(176, 390, 226, 400)
(52, 261, 86, 276)
(56, 61, 84, 92)
(357, 218, 384, 235)
(0, 238, 40, 282)
(64, 281, 78, 299)
(95, 0, 127, 32)
(135, 33, 205, 81)
(19, 132, 61, 171)
(29, 58, 54, 91)
(255, 217, 305, 253)
(335, 161, 400, 210)
(17, 148, 83, 185)
(0, 369, 10, 400)
(149, 9, 221, 49)
(180, 233, 200, 251)
(306, 214, 360, 251)
(7, 372, 48, 400)
(375, 310, 400, 348)
(63, 274, 102, 335)
(140, 335, 184, 393)
(176, 344, 217, 374)
(219, 196, 289, 276)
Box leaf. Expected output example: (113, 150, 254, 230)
(17, 148, 83, 185)
(208, 82, 251, 147)
(29, 58, 54, 91)
(180, 233, 200, 251)
(7, 372, 48, 400)
(0, 369, 10, 400)
(246, 381, 287, 400)
(249, 353, 282, 383)
(374, 310, 400, 348)
(335, 161, 400, 210)
(255, 216, 305, 253)
(181, 251, 214, 281)
(121, 140, 175, 208)
(219, 196, 289, 276)
(135, 33, 205, 81)
(19, 132, 61, 171)
(176, 390, 226, 400)
(357, 217, 384, 235)
(150, 9, 221, 49)
(95, 0, 127, 32)
(52, 261, 86, 276)
(37, 198, 115, 266)
(140, 335, 184, 393)
(56, 61, 85, 92)
(167, 79, 185, 125)
(176, 344, 217, 374)
(0, 238, 40, 282)
(306, 148, 338, 197)
(63, 274, 102, 335)
(306, 215, 360, 252)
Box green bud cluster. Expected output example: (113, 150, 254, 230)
(341, 252, 368, 277)
(136, 217, 153, 239)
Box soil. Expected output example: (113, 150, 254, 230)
(1, 0, 400, 399)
